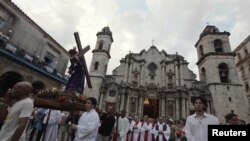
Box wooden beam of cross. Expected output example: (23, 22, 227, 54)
(74, 32, 92, 88)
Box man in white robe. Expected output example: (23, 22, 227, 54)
(142, 117, 155, 141)
(113, 109, 130, 141)
(41, 109, 62, 141)
(70, 97, 100, 141)
(153, 117, 170, 141)
(130, 115, 144, 141)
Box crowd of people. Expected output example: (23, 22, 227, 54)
(0, 80, 249, 141)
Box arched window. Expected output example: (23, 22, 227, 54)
(168, 75, 173, 82)
(214, 39, 223, 52)
(104, 65, 107, 74)
(218, 63, 229, 83)
(0, 71, 24, 96)
(201, 67, 206, 82)
(99, 40, 104, 50)
(148, 62, 157, 80)
(94, 62, 99, 70)
(200, 45, 204, 56)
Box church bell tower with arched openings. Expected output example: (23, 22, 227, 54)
(195, 25, 249, 122)
(84, 27, 113, 100)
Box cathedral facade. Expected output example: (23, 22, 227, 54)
(85, 26, 250, 122)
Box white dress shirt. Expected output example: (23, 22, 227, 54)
(185, 112, 219, 141)
(74, 109, 100, 141)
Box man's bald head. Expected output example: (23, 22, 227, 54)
(11, 82, 33, 99)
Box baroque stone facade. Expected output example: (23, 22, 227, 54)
(85, 26, 250, 122)
(234, 35, 250, 109)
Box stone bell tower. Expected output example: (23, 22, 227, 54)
(85, 27, 113, 100)
(195, 25, 249, 122)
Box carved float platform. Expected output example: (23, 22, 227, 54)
(0, 91, 86, 111)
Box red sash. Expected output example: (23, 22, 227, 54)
(144, 122, 148, 141)
(143, 122, 155, 141)
(151, 123, 156, 141)
(131, 122, 140, 141)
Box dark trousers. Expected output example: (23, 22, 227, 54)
(29, 124, 45, 141)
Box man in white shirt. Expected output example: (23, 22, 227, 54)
(0, 82, 34, 141)
(70, 97, 100, 141)
(185, 96, 219, 141)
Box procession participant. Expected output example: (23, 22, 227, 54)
(70, 97, 100, 141)
(153, 117, 170, 141)
(28, 81, 46, 141)
(97, 106, 116, 141)
(130, 115, 144, 141)
(41, 109, 62, 141)
(224, 113, 238, 125)
(143, 117, 155, 141)
(113, 109, 130, 141)
(140, 115, 149, 141)
(0, 82, 33, 141)
(185, 96, 219, 141)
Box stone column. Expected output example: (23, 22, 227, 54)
(179, 62, 184, 86)
(98, 93, 104, 110)
(175, 62, 180, 86)
(161, 65, 164, 87)
(141, 97, 144, 117)
(138, 96, 141, 116)
(164, 65, 166, 88)
(139, 96, 143, 117)
(138, 96, 143, 117)
(120, 93, 125, 111)
(140, 63, 145, 86)
(161, 97, 166, 117)
(175, 98, 180, 120)
(128, 61, 133, 83)
(126, 95, 131, 113)
(123, 59, 129, 82)
(135, 97, 138, 114)
(181, 97, 186, 118)
(207, 100, 211, 114)
(165, 97, 168, 117)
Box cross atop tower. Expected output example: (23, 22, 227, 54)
(152, 39, 155, 46)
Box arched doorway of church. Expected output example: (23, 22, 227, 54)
(0, 71, 24, 97)
(143, 98, 159, 119)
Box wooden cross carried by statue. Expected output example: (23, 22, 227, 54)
(73, 32, 92, 89)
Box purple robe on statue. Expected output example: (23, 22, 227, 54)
(65, 57, 85, 94)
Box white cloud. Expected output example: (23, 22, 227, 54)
(12, 0, 250, 81)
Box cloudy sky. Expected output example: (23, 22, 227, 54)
(13, 0, 250, 80)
